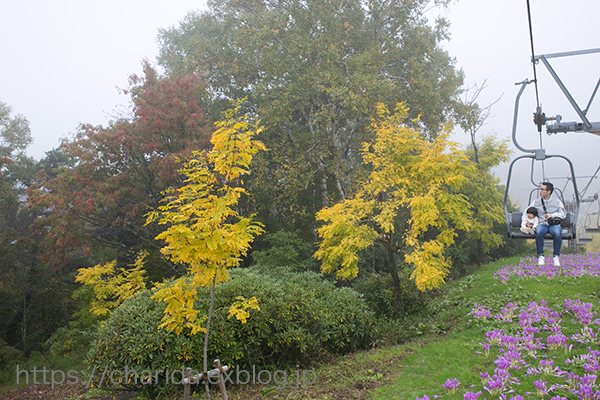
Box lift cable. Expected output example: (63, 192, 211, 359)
(526, 0, 540, 109)
(526, 0, 547, 180)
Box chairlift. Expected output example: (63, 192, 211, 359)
(583, 194, 600, 233)
(503, 151, 578, 241)
(582, 213, 598, 237)
(501, 3, 600, 244)
(578, 213, 594, 243)
(585, 220, 600, 233)
(502, 72, 581, 241)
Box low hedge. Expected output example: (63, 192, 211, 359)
(86, 266, 374, 394)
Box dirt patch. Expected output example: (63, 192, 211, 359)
(0, 346, 412, 400)
(0, 383, 87, 400)
(0, 383, 136, 400)
(223, 349, 410, 399)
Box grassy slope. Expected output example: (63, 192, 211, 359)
(227, 253, 600, 399)
(371, 253, 600, 399)
(170, 253, 600, 399)
(3, 253, 599, 400)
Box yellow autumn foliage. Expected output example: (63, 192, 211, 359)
(146, 99, 265, 334)
(75, 250, 147, 316)
(227, 296, 260, 324)
(315, 103, 474, 291)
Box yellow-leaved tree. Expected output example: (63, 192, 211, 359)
(145, 100, 264, 390)
(75, 250, 148, 316)
(462, 135, 512, 261)
(314, 103, 474, 315)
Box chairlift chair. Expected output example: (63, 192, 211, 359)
(578, 213, 595, 243)
(504, 154, 578, 240)
(584, 194, 600, 233)
(502, 75, 580, 241)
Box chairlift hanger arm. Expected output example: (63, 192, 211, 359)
(512, 79, 540, 153)
(505, 2, 586, 243)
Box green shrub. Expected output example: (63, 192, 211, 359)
(351, 274, 396, 318)
(0, 339, 21, 371)
(352, 271, 429, 319)
(251, 230, 316, 271)
(86, 267, 374, 395)
(0, 339, 22, 385)
(44, 326, 97, 358)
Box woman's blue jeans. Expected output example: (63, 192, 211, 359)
(536, 224, 562, 256)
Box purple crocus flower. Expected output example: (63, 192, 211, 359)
(496, 347, 526, 370)
(580, 373, 597, 386)
(546, 332, 569, 350)
(483, 377, 504, 396)
(476, 342, 491, 358)
(497, 303, 519, 321)
(564, 299, 596, 325)
(525, 358, 567, 377)
(563, 371, 580, 390)
(486, 329, 504, 346)
(584, 360, 600, 374)
(469, 303, 492, 320)
(571, 326, 596, 343)
(533, 379, 549, 396)
(463, 391, 481, 400)
(494, 357, 511, 370)
(480, 371, 489, 385)
(578, 384, 595, 400)
(442, 378, 460, 394)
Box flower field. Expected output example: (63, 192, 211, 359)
(412, 252, 600, 400)
(494, 253, 600, 284)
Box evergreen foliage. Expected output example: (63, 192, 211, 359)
(86, 267, 374, 394)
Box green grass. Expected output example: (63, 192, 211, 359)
(371, 335, 487, 399)
(369, 253, 600, 399)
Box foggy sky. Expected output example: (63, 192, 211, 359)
(1, 0, 599, 222)
(438, 0, 600, 219)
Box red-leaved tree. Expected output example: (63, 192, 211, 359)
(29, 63, 213, 272)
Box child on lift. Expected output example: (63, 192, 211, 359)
(520, 206, 539, 235)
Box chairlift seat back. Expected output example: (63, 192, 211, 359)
(507, 212, 575, 240)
